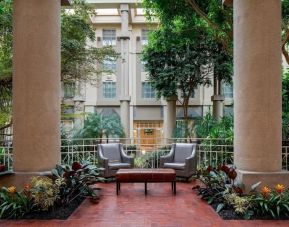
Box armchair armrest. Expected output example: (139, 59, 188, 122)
(185, 149, 198, 174)
(98, 145, 109, 168)
(120, 144, 134, 167)
(160, 145, 175, 167)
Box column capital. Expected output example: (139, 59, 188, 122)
(166, 95, 178, 102)
(120, 4, 129, 12)
(119, 96, 131, 102)
(211, 94, 225, 101)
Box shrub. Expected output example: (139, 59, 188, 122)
(29, 176, 60, 211)
(51, 161, 103, 205)
(0, 186, 33, 219)
(134, 148, 169, 168)
(224, 193, 254, 219)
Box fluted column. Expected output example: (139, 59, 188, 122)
(13, 0, 61, 172)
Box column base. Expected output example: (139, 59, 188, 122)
(236, 170, 289, 193)
(0, 171, 52, 189)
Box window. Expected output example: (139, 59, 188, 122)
(63, 82, 75, 98)
(222, 82, 233, 98)
(103, 82, 116, 98)
(142, 82, 155, 98)
(102, 29, 116, 46)
(141, 29, 150, 45)
(103, 57, 116, 72)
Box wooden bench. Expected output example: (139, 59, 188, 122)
(115, 168, 176, 195)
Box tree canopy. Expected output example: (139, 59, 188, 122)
(74, 113, 124, 140)
(142, 0, 232, 122)
(0, 0, 117, 131)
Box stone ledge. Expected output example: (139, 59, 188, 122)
(236, 169, 289, 192)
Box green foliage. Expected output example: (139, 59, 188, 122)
(193, 165, 241, 205)
(224, 193, 254, 218)
(61, 0, 117, 82)
(283, 69, 289, 139)
(51, 161, 103, 205)
(75, 113, 125, 138)
(29, 176, 60, 211)
(194, 112, 233, 141)
(134, 148, 169, 168)
(0, 0, 12, 127)
(0, 186, 32, 219)
(142, 0, 232, 129)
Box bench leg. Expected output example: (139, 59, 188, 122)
(145, 182, 147, 195)
(174, 181, 176, 195)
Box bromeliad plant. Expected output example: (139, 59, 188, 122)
(0, 186, 33, 219)
(51, 161, 104, 205)
(253, 184, 289, 219)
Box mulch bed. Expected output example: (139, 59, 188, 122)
(21, 196, 85, 220)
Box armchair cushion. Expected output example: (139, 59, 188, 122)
(108, 162, 131, 170)
(100, 144, 121, 162)
(174, 143, 195, 163)
(164, 162, 185, 170)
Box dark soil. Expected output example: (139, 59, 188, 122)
(22, 196, 85, 220)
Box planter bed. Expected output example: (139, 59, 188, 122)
(20, 196, 84, 220)
(210, 203, 289, 220)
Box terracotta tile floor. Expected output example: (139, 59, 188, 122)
(1, 180, 289, 226)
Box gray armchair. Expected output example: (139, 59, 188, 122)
(160, 143, 197, 178)
(98, 143, 134, 178)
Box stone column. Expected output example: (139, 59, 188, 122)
(234, 0, 288, 190)
(74, 81, 85, 130)
(13, 0, 61, 173)
(211, 76, 224, 121)
(119, 4, 130, 139)
(164, 96, 177, 143)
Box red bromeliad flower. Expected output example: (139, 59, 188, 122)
(207, 166, 213, 172)
(220, 165, 230, 174)
(228, 168, 237, 181)
(233, 186, 243, 195)
(72, 162, 82, 171)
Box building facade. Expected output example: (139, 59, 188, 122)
(61, 1, 234, 143)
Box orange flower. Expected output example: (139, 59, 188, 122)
(261, 186, 271, 198)
(7, 186, 16, 194)
(275, 184, 285, 194)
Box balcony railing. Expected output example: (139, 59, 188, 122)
(1, 138, 289, 172)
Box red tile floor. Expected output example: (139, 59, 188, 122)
(1, 180, 289, 227)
